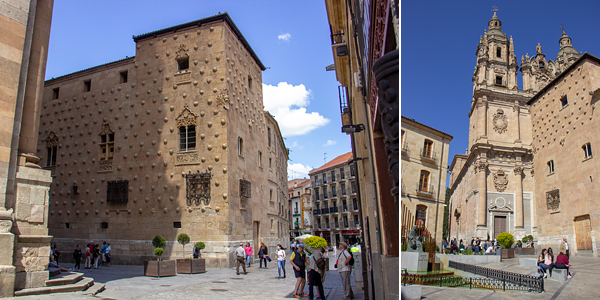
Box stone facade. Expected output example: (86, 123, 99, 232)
(309, 153, 361, 246)
(37, 13, 289, 268)
(401, 116, 452, 243)
(528, 54, 600, 256)
(288, 179, 312, 236)
(0, 0, 55, 295)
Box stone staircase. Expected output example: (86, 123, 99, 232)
(13, 270, 105, 297)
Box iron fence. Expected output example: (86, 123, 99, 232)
(448, 261, 543, 292)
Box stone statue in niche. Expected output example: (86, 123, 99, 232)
(492, 108, 508, 134)
(493, 169, 508, 192)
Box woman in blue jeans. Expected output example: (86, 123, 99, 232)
(276, 244, 287, 278)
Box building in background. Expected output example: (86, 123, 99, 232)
(401, 117, 452, 241)
(288, 179, 312, 237)
(309, 152, 361, 245)
(38, 13, 289, 268)
(0, 0, 55, 295)
(324, 0, 398, 299)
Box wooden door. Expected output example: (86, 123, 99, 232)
(575, 215, 592, 250)
(494, 216, 507, 238)
(253, 221, 260, 251)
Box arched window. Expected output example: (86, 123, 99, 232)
(496, 47, 502, 58)
(419, 170, 430, 192)
(416, 205, 427, 227)
(547, 160, 555, 174)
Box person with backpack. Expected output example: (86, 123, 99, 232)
(307, 246, 326, 300)
(72, 245, 82, 271)
(336, 242, 354, 300)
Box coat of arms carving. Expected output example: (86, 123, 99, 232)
(546, 189, 560, 211)
(492, 108, 508, 134)
(493, 169, 508, 192)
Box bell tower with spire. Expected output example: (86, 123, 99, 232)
(451, 11, 535, 242)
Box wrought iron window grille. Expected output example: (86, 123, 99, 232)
(107, 180, 128, 203)
(240, 179, 251, 198)
(185, 170, 211, 206)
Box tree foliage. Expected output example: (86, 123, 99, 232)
(442, 188, 451, 240)
(195, 242, 206, 250)
(152, 235, 166, 249)
(497, 232, 514, 249)
(154, 248, 164, 260)
(177, 233, 190, 246)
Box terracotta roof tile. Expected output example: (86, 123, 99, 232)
(308, 152, 353, 175)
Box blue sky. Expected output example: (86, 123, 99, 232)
(402, 1, 600, 186)
(44, 0, 351, 180)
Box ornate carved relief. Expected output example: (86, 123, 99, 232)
(176, 105, 198, 128)
(546, 189, 560, 211)
(99, 123, 114, 136)
(45, 131, 58, 147)
(492, 108, 508, 134)
(98, 160, 113, 172)
(216, 89, 230, 109)
(174, 72, 191, 85)
(474, 161, 488, 173)
(559, 134, 566, 146)
(530, 167, 535, 177)
(175, 43, 189, 60)
(488, 197, 512, 211)
(175, 151, 200, 166)
(493, 169, 508, 192)
(514, 166, 524, 176)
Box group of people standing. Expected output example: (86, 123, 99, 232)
(442, 237, 502, 255)
(234, 240, 356, 300)
(537, 237, 572, 279)
(72, 241, 111, 271)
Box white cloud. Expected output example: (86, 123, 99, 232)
(324, 140, 337, 147)
(288, 162, 313, 179)
(263, 82, 330, 137)
(278, 33, 291, 41)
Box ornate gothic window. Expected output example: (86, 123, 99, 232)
(107, 180, 128, 202)
(176, 106, 198, 152)
(176, 44, 190, 71)
(99, 124, 115, 160)
(45, 132, 58, 167)
(185, 170, 211, 206)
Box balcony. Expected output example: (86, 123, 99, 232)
(324, 222, 330, 229)
(339, 187, 347, 196)
(402, 142, 409, 156)
(416, 184, 435, 197)
(313, 209, 321, 216)
(330, 206, 339, 214)
(419, 148, 438, 164)
(339, 205, 349, 213)
(321, 208, 330, 215)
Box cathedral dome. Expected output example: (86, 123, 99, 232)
(558, 29, 579, 56)
(486, 12, 506, 39)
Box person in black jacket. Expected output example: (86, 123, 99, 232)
(73, 245, 82, 271)
(258, 242, 269, 269)
(92, 244, 101, 269)
(290, 244, 308, 298)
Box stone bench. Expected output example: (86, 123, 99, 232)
(519, 258, 568, 282)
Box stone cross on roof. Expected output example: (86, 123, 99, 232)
(491, 6, 498, 12)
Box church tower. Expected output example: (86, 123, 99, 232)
(450, 12, 535, 241)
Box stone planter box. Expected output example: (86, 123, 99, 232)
(514, 248, 535, 255)
(176, 258, 206, 274)
(501, 248, 515, 259)
(144, 260, 177, 277)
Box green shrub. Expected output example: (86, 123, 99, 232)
(152, 235, 166, 249)
(154, 248, 164, 260)
(516, 241, 522, 247)
(401, 243, 408, 252)
(521, 236, 528, 243)
(466, 249, 473, 255)
(177, 233, 190, 258)
(527, 235, 534, 242)
(497, 232, 514, 249)
(195, 242, 206, 250)
(304, 236, 327, 249)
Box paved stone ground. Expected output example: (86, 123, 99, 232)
(17, 251, 365, 300)
(414, 255, 600, 300)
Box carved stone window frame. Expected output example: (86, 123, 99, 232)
(99, 123, 115, 161)
(45, 132, 59, 167)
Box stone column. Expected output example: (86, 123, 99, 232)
(478, 96, 488, 139)
(514, 166, 525, 235)
(513, 102, 521, 142)
(476, 161, 488, 227)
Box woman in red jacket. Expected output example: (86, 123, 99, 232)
(554, 251, 572, 278)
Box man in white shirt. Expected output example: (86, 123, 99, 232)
(235, 242, 247, 275)
(563, 237, 570, 259)
(336, 242, 354, 300)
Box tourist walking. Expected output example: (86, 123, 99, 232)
(93, 244, 101, 269)
(290, 244, 308, 298)
(235, 242, 247, 275)
(258, 242, 269, 269)
(245, 242, 254, 267)
(72, 245, 82, 271)
(105, 243, 111, 266)
(554, 251, 572, 278)
(85, 243, 92, 269)
(101, 242, 107, 266)
(336, 242, 354, 300)
(307, 246, 326, 300)
(277, 244, 287, 279)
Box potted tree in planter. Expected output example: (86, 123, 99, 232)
(144, 235, 177, 277)
(176, 235, 207, 274)
(303, 236, 329, 271)
(497, 232, 515, 259)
